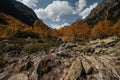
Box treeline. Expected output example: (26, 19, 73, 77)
(52, 19, 120, 41)
(0, 12, 120, 41)
(0, 13, 50, 38)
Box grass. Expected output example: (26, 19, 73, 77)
(0, 36, 62, 54)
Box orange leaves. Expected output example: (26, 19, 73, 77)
(91, 20, 113, 38)
(111, 19, 120, 36)
(58, 22, 91, 41)
(0, 12, 120, 39)
(51, 29, 60, 37)
(33, 20, 50, 38)
(74, 22, 90, 38)
(57, 19, 120, 41)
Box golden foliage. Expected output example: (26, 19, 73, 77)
(51, 29, 60, 37)
(33, 20, 50, 38)
(1, 12, 120, 40)
(91, 20, 113, 38)
(0, 12, 50, 38)
(111, 19, 120, 37)
(58, 22, 90, 41)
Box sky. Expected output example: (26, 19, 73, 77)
(16, 0, 102, 29)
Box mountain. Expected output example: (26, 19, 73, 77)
(0, 0, 51, 38)
(84, 0, 120, 26)
(0, 0, 38, 26)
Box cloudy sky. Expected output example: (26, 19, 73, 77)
(16, 0, 102, 29)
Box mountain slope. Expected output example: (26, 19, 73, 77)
(84, 0, 120, 26)
(0, 0, 38, 26)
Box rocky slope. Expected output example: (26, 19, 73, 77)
(84, 0, 120, 26)
(0, 36, 120, 80)
(0, 0, 38, 26)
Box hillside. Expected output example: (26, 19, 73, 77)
(0, 0, 38, 26)
(58, 0, 120, 41)
(0, 0, 50, 38)
(84, 0, 120, 26)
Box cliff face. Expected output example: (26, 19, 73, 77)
(0, 0, 38, 26)
(84, 0, 120, 26)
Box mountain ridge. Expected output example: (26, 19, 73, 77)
(0, 0, 38, 26)
(84, 0, 120, 26)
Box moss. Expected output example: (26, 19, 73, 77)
(22, 44, 47, 54)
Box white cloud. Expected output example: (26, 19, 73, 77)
(16, 0, 98, 28)
(34, 1, 73, 22)
(16, 0, 38, 8)
(80, 3, 98, 19)
(75, 0, 87, 13)
(51, 23, 69, 29)
(75, 0, 98, 19)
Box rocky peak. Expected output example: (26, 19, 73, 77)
(0, 0, 38, 26)
(84, 0, 120, 26)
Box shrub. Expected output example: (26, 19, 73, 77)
(0, 43, 21, 54)
(111, 19, 120, 37)
(58, 22, 90, 41)
(22, 44, 47, 54)
(91, 20, 112, 39)
(14, 30, 39, 38)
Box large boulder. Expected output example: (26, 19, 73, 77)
(88, 37, 119, 48)
(65, 59, 82, 80)
(57, 51, 69, 57)
(8, 73, 28, 80)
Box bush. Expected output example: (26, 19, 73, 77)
(14, 30, 39, 38)
(22, 44, 47, 54)
(91, 20, 112, 39)
(0, 42, 21, 56)
(111, 19, 120, 37)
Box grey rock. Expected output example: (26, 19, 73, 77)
(57, 51, 69, 57)
(65, 59, 82, 80)
(65, 43, 77, 48)
(0, 71, 9, 80)
(94, 48, 102, 54)
(8, 73, 28, 80)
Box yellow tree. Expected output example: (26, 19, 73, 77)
(51, 29, 60, 37)
(91, 20, 112, 38)
(33, 20, 50, 38)
(111, 19, 120, 37)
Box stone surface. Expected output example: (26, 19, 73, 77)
(0, 37, 120, 80)
(0, 71, 9, 80)
(84, 0, 120, 26)
(57, 51, 69, 57)
(0, 0, 38, 26)
(8, 74, 28, 80)
(65, 59, 82, 80)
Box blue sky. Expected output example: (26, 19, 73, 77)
(16, 0, 102, 29)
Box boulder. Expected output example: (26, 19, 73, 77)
(82, 46, 95, 55)
(30, 57, 41, 80)
(0, 71, 9, 80)
(102, 37, 119, 47)
(57, 51, 69, 57)
(65, 59, 82, 80)
(94, 48, 102, 54)
(82, 60, 93, 75)
(8, 73, 28, 80)
(65, 43, 77, 48)
(89, 37, 119, 48)
(63, 61, 71, 68)
(19, 61, 33, 72)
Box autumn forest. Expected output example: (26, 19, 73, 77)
(0, 12, 120, 42)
